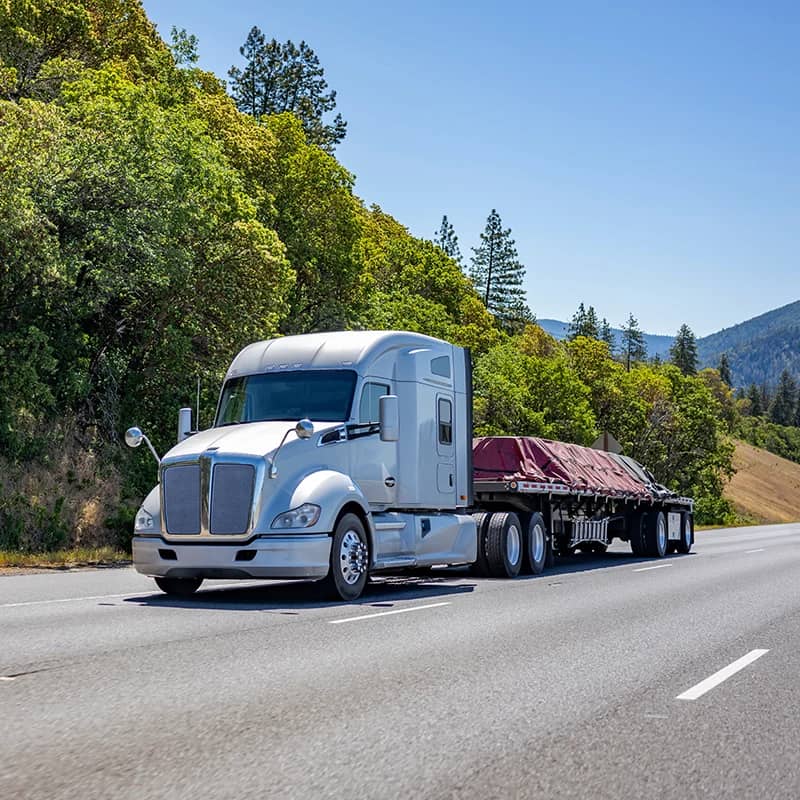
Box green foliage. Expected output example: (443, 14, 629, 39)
(470, 209, 532, 333)
(620, 313, 647, 370)
(567, 303, 599, 340)
(769, 369, 797, 427)
(737, 416, 800, 465)
(669, 323, 698, 376)
(718, 353, 732, 386)
(474, 331, 597, 444)
(228, 26, 346, 151)
(434, 215, 462, 266)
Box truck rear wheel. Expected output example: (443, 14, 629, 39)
(485, 512, 523, 578)
(643, 511, 668, 558)
(154, 577, 203, 597)
(676, 512, 694, 554)
(628, 513, 645, 556)
(471, 511, 492, 577)
(318, 513, 369, 601)
(521, 512, 547, 575)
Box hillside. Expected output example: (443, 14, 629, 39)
(725, 440, 800, 523)
(537, 319, 674, 357)
(540, 299, 800, 387)
(696, 300, 800, 388)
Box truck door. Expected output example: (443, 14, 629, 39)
(435, 393, 457, 506)
(348, 379, 398, 507)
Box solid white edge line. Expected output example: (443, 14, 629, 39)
(0, 580, 273, 609)
(0, 676, 16, 682)
(329, 601, 451, 624)
(633, 563, 674, 572)
(745, 548, 766, 553)
(676, 649, 769, 701)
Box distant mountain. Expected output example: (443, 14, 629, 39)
(696, 300, 800, 388)
(538, 300, 800, 388)
(537, 319, 675, 358)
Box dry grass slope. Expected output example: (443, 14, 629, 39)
(726, 440, 800, 524)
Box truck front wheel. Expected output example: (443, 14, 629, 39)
(319, 513, 369, 601)
(154, 577, 203, 597)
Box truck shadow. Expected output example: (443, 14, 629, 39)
(123, 574, 477, 612)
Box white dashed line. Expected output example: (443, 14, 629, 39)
(329, 602, 451, 624)
(745, 548, 766, 554)
(676, 649, 769, 701)
(633, 563, 674, 572)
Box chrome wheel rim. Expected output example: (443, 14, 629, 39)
(507, 524, 521, 565)
(657, 516, 667, 552)
(340, 530, 367, 585)
(532, 524, 545, 563)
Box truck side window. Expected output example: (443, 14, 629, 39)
(438, 398, 453, 445)
(359, 382, 390, 423)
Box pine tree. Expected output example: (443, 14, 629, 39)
(470, 209, 531, 332)
(718, 353, 732, 386)
(228, 27, 346, 151)
(599, 318, 615, 351)
(567, 303, 600, 340)
(747, 383, 763, 416)
(769, 369, 797, 426)
(669, 324, 698, 376)
(620, 313, 647, 371)
(434, 215, 462, 266)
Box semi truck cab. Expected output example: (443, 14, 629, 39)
(129, 331, 478, 600)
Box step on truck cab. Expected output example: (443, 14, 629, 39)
(128, 330, 694, 600)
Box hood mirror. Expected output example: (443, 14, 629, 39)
(124, 426, 161, 465)
(295, 419, 314, 439)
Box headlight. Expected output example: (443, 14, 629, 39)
(135, 508, 156, 533)
(271, 503, 321, 530)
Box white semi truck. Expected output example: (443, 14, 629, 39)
(127, 330, 694, 600)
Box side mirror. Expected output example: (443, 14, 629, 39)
(125, 426, 161, 465)
(125, 427, 144, 448)
(295, 419, 314, 439)
(177, 407, 193, 443)
(379, 395, 399, 442)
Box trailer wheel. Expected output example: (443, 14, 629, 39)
(470, 512, 492, 577)
(521, 512, 547, 575)
(676, 512, 694, 554)
(318, 513, 369, 601)
(485, 512, 523, 578)
(154, 577, 203, 597)
(628, 513, 645, 556)
(643, 511, 668, 558)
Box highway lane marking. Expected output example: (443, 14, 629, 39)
(0, 580, 274, 609)
(676, 649, 769, 701)
(746, 548, 766, 553)
(633, 563, 674, 572)
(0, 676, 15, 682)
(329, 601, 451, 624)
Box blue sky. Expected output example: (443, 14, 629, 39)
(142, 1, 799, 336)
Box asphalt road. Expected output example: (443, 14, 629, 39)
(1, 523, 799, 799)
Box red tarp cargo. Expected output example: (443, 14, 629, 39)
(473, 436, 652, 499)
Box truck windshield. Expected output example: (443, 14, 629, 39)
(215, 370, 357, 426)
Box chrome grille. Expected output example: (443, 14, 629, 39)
(163, 465, 201, 534)
(210, 464, 255, 535)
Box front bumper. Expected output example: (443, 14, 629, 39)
(132, 534, 332, 579)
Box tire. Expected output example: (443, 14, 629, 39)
(676, 511, 694, 554)
(643, 511, 668, 558)
(521, 512, 547, 575)
(154, 576, 203, 596)
(485, 512, 523, 578)
(471, 511, 492, 577)
(628, 513, 645, 556)
(318, 513, 369, 601)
